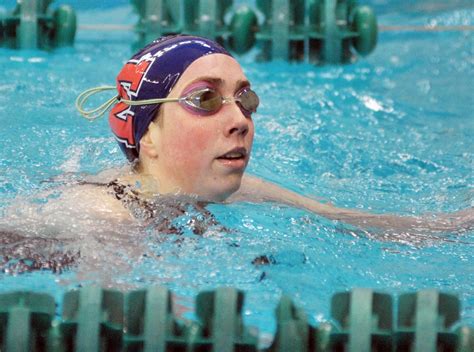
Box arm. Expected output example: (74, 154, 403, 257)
(230, 175, 473, 233)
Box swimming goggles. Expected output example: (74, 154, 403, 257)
(76, 84, 259, 120)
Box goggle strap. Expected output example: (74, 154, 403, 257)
(75, 86, 182, 120)
(119, 97, 181, 106)
(75, 86, 117, 120)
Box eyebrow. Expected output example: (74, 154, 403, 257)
(188, 76, 251, 91)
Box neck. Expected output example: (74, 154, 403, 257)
(118, 172, 161, 198)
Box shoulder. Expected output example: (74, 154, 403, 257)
(3, 183, 132, 223)
(0, 182, 134, 237)
(54, 183, 133, 221)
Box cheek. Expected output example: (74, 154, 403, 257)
(163, 121, 218, 168)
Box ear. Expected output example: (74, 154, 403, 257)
(139, 125, 159, 159)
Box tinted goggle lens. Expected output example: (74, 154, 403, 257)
(198, 89, 222, 111)
(237, 88, 259, 115)
(181, 87, 259, 116)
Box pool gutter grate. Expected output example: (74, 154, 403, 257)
(0, 287, 473, 351)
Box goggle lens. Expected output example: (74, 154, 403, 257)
(198, 90, 222, 111)
(181, 86, 259, 116)
(237, 88, 259, 115)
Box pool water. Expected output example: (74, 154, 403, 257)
(0, 1, 473, 335)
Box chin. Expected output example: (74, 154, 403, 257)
(203, 177, 243, 203)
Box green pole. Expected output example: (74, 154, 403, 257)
(348, 289, 373, 351)
(323, 0, 340, 64)
(414, 291, 438, 352)
(6, 306, 31, 352)
(144, 0, 163, 44)
(272, 0, 290, 60)
(199, 0, 217, 39)
(18, 0, 38, 49)
(76, 287, 102, 351)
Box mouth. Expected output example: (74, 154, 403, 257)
(216, 147, 247, 161)
(216, 147, 248, 170)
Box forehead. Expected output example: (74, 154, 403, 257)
(174, 54, 248, 89)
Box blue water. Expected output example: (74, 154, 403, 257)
(0, 0, 473, 335)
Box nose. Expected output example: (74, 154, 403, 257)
(224, 103, 250, 137)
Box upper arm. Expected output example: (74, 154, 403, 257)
(230, 174, 335, 214)
(229, 174, 293, 203)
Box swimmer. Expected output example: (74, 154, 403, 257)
(72, 34, 474, 235)
(3, 35, 473, 239)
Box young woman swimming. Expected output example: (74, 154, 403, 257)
(72, 34, 472, 235)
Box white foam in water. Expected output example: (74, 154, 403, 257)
(58, 145, 84, 173)
(361, 95, 385, 112)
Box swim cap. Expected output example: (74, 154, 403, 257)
(109, 35, 232, 161)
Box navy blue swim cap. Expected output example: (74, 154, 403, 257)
(109, 35, 232, 161)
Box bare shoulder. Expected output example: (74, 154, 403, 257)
(2, 183, 132, 228)
(52, 183, 132, 221)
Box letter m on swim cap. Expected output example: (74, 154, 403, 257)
(109, 58, 153, 148)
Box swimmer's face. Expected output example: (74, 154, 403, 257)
(141, 54, 255, 201)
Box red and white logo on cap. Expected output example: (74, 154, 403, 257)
(109, 55, 154, 148)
